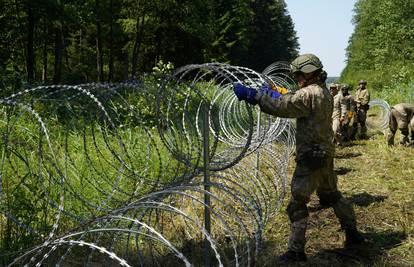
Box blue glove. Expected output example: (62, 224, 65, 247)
(258, 84, 282, 100)
(233, 83, 258, 105)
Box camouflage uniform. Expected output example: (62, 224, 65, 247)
(332, 89, 347, 145)
(255, 82, 357, 253)
(351, 82, 370, 139)
(387, 103, 414, 146)
(341, 85, 357, 141)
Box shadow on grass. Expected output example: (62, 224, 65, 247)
(340, 142, 366, 148)
(335, 152, 362, 159)
(259, 230, 407, 266)
(334, 167, 354, 175)
(346, 192, 387, 207)
(310, 230, 407, 266)
(308, 192, 387, 213)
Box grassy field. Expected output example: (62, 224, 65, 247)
(259, 130, 414, 266)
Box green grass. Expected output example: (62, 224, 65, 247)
(258, 130, 414, 266)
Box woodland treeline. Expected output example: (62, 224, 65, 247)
(342, 0, 414, 89)
(0, 0, 299, 88)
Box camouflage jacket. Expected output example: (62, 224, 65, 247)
(392, 103, 414, 122)
(333, 93, 347, 120)
(255, 83, 334, 158)
(355, 88, 370, 107)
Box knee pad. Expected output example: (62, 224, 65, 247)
(318, 191, 342, 207)
(287, 200, 309, 222)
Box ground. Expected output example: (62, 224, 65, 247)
(259, 131, 414, 266)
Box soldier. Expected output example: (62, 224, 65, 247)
(351, 80, 370, 139)
(341, 84, 357, 141)
(330, 84, 347, 145)
(387, 103, 414, 146)
(233, 54, 364, 263)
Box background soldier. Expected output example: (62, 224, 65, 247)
(387, 103, 414, 146)
(330, 84, 347, 145)
(341, 84, 356, 141)
(351, 80, 370, 139)
(233, 54, 364, 263)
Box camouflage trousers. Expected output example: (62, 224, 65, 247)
(287, 157, 357, 252)
(351, 109, 368, 139)
(332, 118, 343, 144)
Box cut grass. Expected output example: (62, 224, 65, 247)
(259, 130, 414, 266)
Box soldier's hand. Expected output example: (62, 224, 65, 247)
(258, 84, 282, 100)
(233, 83, 258, 105)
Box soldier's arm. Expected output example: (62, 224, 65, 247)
(387, 113, 397, 146)
(387, 130, 395, 146)
(256, 89, 311, 118)
(340, 97, 347, 118)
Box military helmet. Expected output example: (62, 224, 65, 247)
(291, 54, 323, 74)
(358, 80, 367, 85)
(341, 84, 350, 90)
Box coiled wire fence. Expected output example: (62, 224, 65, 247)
(0, 62, 296, 266)
(366, 99, 392, 132)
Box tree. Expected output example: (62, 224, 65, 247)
(0, 0, 299, 85)
(342, 0, 414, 88)
(246, 0, 299, 71)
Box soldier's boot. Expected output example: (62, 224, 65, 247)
(277, 218, 308, 263)
(277, 250, 307, 263)
(345, 228, 365, 247)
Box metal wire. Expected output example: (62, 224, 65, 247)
(0, 63, 296, 266)
(366, 99, 391, 131)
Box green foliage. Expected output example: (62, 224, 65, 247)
(372, 81, 414, 106)
(342, 0, 414, 90)
(0, 0, 298, 86)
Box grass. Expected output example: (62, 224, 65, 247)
(258, 130, 414, 266)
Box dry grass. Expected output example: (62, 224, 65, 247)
(258, 130, 414, 266)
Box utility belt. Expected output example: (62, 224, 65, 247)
(297, 145, 328, 171)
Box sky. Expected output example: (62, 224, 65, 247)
(285, 0, 358, 77)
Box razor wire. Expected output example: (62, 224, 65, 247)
(366, 99, 391, 131)
(0, 63, 296, 266)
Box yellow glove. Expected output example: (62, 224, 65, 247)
(271, 84, 289, 95)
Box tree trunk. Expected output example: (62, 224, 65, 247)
(26, 1, 35, 82)
(53, 26, 62, 84)
(131, 13, 145, 78)
(96, 0, 104, 82)
(108, 0, 114, 81)
(42, 19, 48, 83)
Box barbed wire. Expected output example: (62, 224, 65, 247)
(366, 99, 391, 131)
(0, 63, 296, 266)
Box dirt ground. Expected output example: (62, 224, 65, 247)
(259, 131, 414, 266)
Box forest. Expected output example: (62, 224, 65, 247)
(342, 0, 414, 95)
(0, 0, 298, 89)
